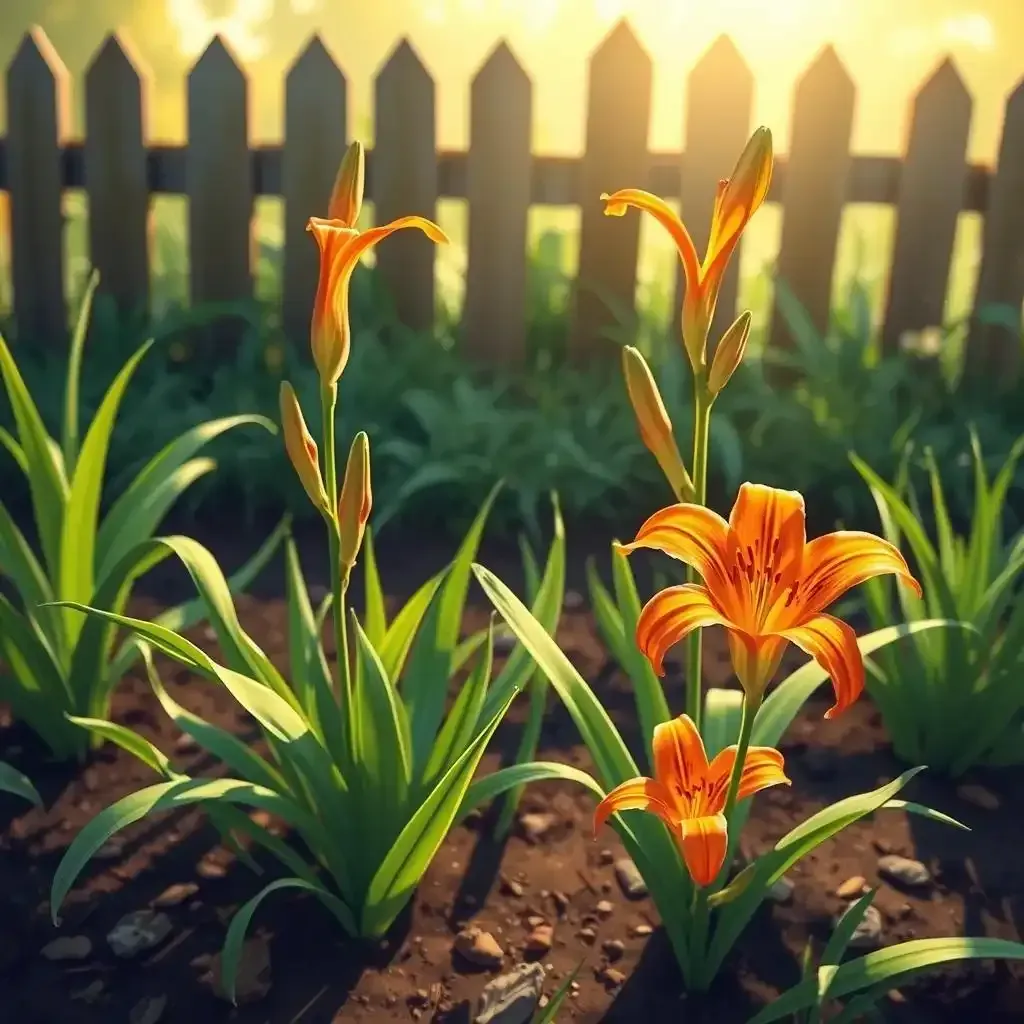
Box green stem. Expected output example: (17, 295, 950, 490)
(684, 379, 713, 729)
(721, 693, 761, 823)
(320, 385, 351, 703)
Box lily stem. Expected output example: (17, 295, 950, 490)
(721, 693, 762, 823)
(684, 378, 713, 730)
(321, 384, 352, 706)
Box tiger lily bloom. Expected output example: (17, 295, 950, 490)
(601, 127, 772, 373)
(308, 140, 449, 387)
(594, 714, 789, 887)
(617, 483, 922, 719)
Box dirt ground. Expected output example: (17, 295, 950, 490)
(1, 522, 1022, 1023)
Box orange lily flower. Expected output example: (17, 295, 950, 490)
(594, 714, 789, 887)
(308, 141, 449, 386)
(601, 127, 772, 372)
(618, 483, 922, 719)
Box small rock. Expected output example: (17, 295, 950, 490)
(956, 784, 1000, 811)
(563, 590, 585, 611)
(878, 855, 931, 889)
(631, 923, 653, 937)
(454, 927, 504, 969)
(551, 891, 570, 915)
(71, 979, 105, 1004)
(474, 963, 545, 1024)
(595, 899, 614, 919)
(493, 631, 517, 655)
(518, 812, 556, 844)
(767, 875, 794, 904)
(525, 915, 546, 929)
(153, 882, 199, 908)
(174, 733, 198, 753)
(614, 858, 648, 899)
(524, 924, 553, 956)
(94, 839, 124, 861)
(578, 927, 597, 944)
(598, 966, 626, 988)
(602, 938, 625, 961)
(598, 849, 614, 866)
(107, 910, 173, 958)
(41, 935, 92, 961)
(130, 994, 168, 1024)
(500, 877, 524, 898)
(196, 859, 227, 880)
(205, 935, 272, 1005)
(835, 903, 883, 950)
(836, 876, 867, 899)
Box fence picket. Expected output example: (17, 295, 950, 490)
(771, 46, 854, 348)
(6, 27, 69, 344)
(373, 39, 438, 334)
(85, 32, 150, 319)
(882, 58, 972, 350)
(571, 19, 652, 360)
(282, 35, 347, 347)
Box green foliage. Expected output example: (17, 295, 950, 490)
(0, 761, 42, 807)
(50, 495, 564, 1001)
(854, 435, 1024, 774)
(0, 273, 281, 760)
(468, 564, 960, 992)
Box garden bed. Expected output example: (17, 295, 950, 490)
(1, 527, 1022, 1023)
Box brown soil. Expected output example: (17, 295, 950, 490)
(1, 526, 1023, 1023)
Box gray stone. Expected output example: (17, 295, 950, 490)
(834, 903, 883, 950)
(767, 875, 794, 903)
(130, 994, 168, 1024)
(474, 963, 545, 1024)
(614, 858, 648, 899)
(106, 910, 173, 958)
(41, 935, 92, 961)
(878, 854, 930, 889)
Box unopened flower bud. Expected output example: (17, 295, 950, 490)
(280, 382, 330, 516)
(328, 140, 365, 228)
(338, 431, 371, 578)
(707, 311, 753, 396)
(622, 346, 695, 502)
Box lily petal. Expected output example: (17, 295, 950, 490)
(705, 744, 790, 813)
(679, 813, 729, 887)
(652, 714, 711, 814)
(636, 584, 732, 676)
(600, 189, 701, 290)
(594, 777, 677, 836)
(727, 482, 806, 584)
(798, 531, 922, 615)
(778, 613, 863, 719)
(616, 503, 732, 593)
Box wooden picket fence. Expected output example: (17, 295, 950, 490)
(0, 20, 1022, 378)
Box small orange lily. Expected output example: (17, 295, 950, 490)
(594, 714, 789, 887)
(601, 127, 772, 372)
(308, 140, 449, 386)
(618, 483, 922, 719)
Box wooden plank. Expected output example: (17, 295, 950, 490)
(0, 141, 997, 212)
(570, 19, 652, 360)
(186, 35, 252, 310)
(677, 34, 753, 346)
(770, 46, 854, 347)
(373, 39, 438, 333)
(882, 58, 972, 349)
(463, 40, 532, 364)
(282, 34, 347, 346)
(5, 27, 69, 344)
(84, 32, 150, 318)
(968, 76, 1024, 384)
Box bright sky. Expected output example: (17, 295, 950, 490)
(150, 0, 1019, 162)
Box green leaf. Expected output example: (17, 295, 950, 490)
(748, 937, 1024, 1023)
(61, 268, 99, 474)
(707, 769, 926, 977)
(403, 483, 501, 774)
(586, 557, 631, 669)
(702, 688, 744, 760)
(0, 331, 68, 578)
(532, 959, 585, 1023)
(461, 761, 604, 821)
(362, 691, 517, 937)
(220, 878, 357, 1004)
(820, 889, 878, 974)
(95, 414, 275, 584)
(362, 527, 388, 648)
(0, 424, 27, 474)
(378, 570, 446, 682)
(50, 777, 329, 924)
(0, 761, 42, 807)
(60, 338, 154, 640)
(66, 714, 177, 779)
(421, 620, 494, 794)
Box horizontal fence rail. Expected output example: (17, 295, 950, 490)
(0, 21, 1021, 380)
